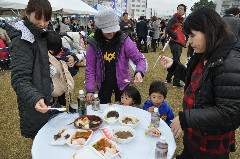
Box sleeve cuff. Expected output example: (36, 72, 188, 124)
(179, 111, 188, 130)
(86, 90, 95, 94)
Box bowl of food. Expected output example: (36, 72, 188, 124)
(91, 138, 122, 159)
(66, 129, 93, 148)
(112, 126, 136, 144)
(73, 115, 103, 131)
(119, 115, 140, 128)
(103, 107, 122, 125)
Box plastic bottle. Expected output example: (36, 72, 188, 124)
(92, 93, 100, 111)
(151, 107, 160, 128)
(155, 136, 168, 159)
(77, 90, 87, 115)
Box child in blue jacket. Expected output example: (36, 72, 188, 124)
(142, 81, 174, 126)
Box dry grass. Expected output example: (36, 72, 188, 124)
(0, 46, 239, 159)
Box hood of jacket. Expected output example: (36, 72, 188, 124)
(5, 19, 43, 43)
(206, 33, 237, 66)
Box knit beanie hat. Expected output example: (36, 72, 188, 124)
(94, 8, 120, 33)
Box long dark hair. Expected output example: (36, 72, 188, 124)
(25, 0, 52, 21)
(183, 7, 229, 60)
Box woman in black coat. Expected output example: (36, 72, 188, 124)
(6, 0, 55, 139)
(160, 8, 240, 159)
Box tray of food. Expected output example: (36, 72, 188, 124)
(50, 129, 75, 145)
(91, 138, 122, 159)
(145, 125, 161, 137)
(119, 115, 140, 128)
(66, 129, 93, 148)
(100, 126, 114, 140)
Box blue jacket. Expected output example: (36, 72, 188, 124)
(142, 100, 174, 126)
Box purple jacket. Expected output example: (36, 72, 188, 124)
(86, 36, 147, 93)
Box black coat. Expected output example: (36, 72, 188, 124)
(136, 20, 148, 38)
(169, 34, 240, 135)
(6, 20, 54, 138)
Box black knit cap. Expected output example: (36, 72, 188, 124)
(46, 31, 62, 55)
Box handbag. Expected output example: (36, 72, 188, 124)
(149, 30, 154, 37)
(48, 53, 74, 97)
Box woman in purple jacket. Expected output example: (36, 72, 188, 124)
(86, 9, 147, 104)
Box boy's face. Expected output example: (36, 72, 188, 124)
(123, 14, 128, 20)
(150, 93, 164, 107)
(121, 94, 134, 106)
(177, 5, 186, 17)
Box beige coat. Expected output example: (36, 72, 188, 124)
(0, 28, 11, 44)
(61, 32, 80, 53)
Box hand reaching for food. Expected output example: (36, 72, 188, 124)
(133, 72, 143, 85)
(86, 93, 93, 104)
(147, 106, 155, 113)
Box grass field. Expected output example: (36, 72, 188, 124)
(0, 46, 239, 159)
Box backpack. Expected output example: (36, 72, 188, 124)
(48, 53, 74, 97)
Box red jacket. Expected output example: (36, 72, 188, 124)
(166, 13, 186, 47)
(0, 38, 8, 58)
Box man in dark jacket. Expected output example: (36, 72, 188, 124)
(120, 12, 134, 38)
(136, 16, 148, 53)
(165, 4, 186, 87)
(222, 7, 240, 36)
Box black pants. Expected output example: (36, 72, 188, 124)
(166, 42, 182, 85)
(137, 37, 148, 53)
(98, 85, 121, 104)
(151, 39, 157, 52)
(58, 93, 66, 106)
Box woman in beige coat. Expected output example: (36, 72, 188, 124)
(0, 27, 11, 45)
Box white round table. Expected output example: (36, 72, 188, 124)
(32, 104, 176, 159)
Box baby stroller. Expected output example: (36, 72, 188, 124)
(130, 32, 138, 44)
(0, 47, 10, 72)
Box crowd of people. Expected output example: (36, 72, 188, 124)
(1, 0, 240, 158)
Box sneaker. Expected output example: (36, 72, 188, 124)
(173, 83, 185, 88)
(165, 80, 171, 83)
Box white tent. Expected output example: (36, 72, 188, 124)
(93, 4, 123, 17)
(0, 0, 98, 16)
(93, 4, 108, 12)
